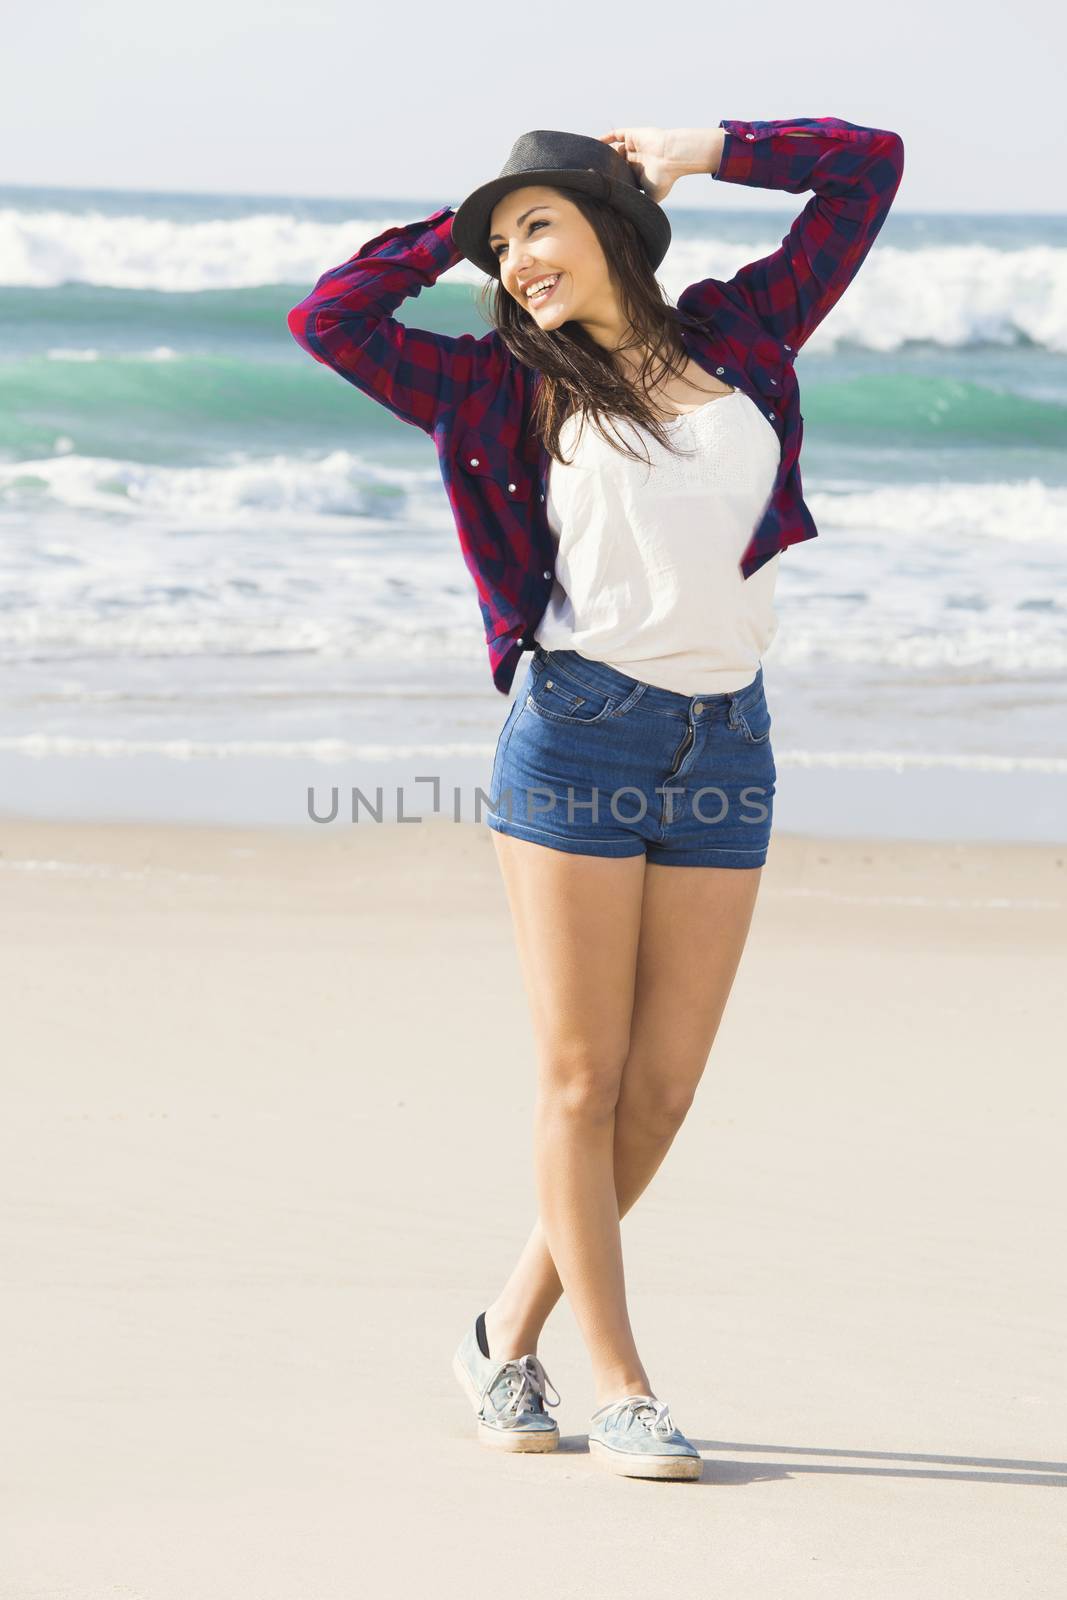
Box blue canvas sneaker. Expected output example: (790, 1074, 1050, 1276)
(452, 1316, 561, 1452)
(588, 1393, 703, 1480)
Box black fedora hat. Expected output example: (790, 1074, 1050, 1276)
(452, 128, 672, 279)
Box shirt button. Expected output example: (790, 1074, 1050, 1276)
(768, 412, 776, 420)
(543, 570, 551, 579)
(539, 493, 545, 502)
(784, 344, 792, 351)
(715, 366, 725, 375)
(745, 133, 755, 140)
(508, 482, 516, 492)
(770, 378, 777, 385)
(469, 457, 480, 466)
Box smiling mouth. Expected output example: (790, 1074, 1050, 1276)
(526, 273, 562, 307)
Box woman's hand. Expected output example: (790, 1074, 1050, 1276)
(598, 127, 717, 203)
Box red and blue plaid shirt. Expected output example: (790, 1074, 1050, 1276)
(287, 116, 905, 695)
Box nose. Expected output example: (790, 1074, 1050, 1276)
(508, 260, 535, 294)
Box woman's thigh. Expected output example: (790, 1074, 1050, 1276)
(490, 831, 647, 1095)
(616, 861, 764, 1127)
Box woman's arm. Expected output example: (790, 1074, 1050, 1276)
(677, 117, 905, 352)
(286, 206, 496, 435)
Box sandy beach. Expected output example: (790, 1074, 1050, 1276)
(3, 815, 1066, 1599)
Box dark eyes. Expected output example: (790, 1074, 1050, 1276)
(494, 218, 547, 260)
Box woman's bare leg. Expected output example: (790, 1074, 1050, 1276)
(489, 831, 651, 1403)
(484, 855, 764, 1388)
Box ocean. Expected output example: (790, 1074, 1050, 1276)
(1, 183, 1065, 842)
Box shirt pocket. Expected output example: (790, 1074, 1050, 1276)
(455, 431, 532, 502)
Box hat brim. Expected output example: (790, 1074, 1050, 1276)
(452, 169, 671, 279)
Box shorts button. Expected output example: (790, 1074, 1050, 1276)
(546, 679, 553, 688)
(693, 700, 704, 714)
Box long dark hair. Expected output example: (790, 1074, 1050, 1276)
(476, 185, 710, 467)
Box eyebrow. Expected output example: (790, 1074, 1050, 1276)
(488, 205, 553, 245)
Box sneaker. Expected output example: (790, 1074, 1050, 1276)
(588, 1393, 703, 1480)
(452, 1315, 561, 1452)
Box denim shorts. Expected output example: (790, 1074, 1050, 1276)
(485, 644, 776, 867)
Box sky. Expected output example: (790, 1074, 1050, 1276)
(4, 0, 1064, 213)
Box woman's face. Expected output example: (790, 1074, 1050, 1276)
(488, 185, 613, 328)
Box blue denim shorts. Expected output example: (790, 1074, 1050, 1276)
(485, 644, 776, 867)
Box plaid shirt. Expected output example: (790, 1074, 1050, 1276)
(287, 116, 905, 695)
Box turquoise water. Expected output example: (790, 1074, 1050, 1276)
(1, 183, 1065, 840)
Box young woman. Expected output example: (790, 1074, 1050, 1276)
(288, 117, 905, 1481)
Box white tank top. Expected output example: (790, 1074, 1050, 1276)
(533, 387, 781, 694)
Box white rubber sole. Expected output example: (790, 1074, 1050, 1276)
(588, 1436, 703, 1480)
(451, 1349, 560, 1453)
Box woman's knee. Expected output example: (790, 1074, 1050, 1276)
(615, 1064, 700, 1139)
(537, 1039, 629, 1122)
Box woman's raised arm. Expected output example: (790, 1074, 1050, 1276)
(680, 116, 905, 353)
(286, 207, 498, 435)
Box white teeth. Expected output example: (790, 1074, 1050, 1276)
(527, 274, 559, 300)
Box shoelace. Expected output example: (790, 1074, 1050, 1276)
(595, 1394, 675, 1440)
(481, 1353, 562, 1426)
